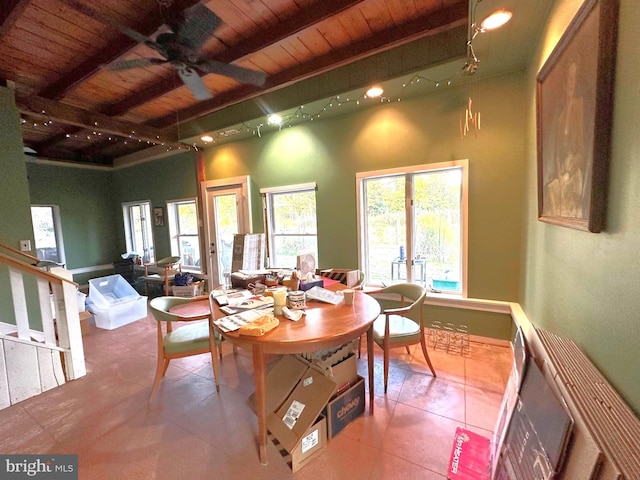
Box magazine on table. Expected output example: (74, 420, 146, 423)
(305, 286, 343, 305)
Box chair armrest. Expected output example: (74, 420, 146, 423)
(382, 305, 412, 315)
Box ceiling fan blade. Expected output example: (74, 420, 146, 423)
(177, 68, 213, 100)
(174, 4, 222, 51)
(107, 58, 167, 71)
(197, 60, 266, 87)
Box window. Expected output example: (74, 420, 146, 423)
(356, 161, 468, 295)
(122, 201, 155, 263)
(262, 183, 318, 268)
(167, 199, 201, 271)
(30, 205, 65, 264)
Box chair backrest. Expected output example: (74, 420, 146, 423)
(149, 296, 191, 322)
(381, 283, 426, 324)
(157, 256, 181, 268)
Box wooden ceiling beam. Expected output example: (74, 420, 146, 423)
(152, 1, 468, 128)
(0, 0, 31, 42)
(95, 0, 367, 117)
(31, 0, 364, 156)
(39, 0, 201, 100)
(15, 94, 181, 147)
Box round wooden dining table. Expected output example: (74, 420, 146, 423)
(174, 286, 381, 465)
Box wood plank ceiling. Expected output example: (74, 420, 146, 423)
(1, 0, 470, 166)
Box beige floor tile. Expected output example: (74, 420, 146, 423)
(0, 304, 511, 479)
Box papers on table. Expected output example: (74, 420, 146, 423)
(220, 295, 274, 315)
(211, 288, 253, 307)
(305, 286, 343, 305)
(214, 308, 273, 333)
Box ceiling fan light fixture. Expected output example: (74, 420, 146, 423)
(366, 86, 384, 98)
(480, 9, 512, 31)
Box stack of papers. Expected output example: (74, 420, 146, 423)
(220, 295, 274, 315)
(214, 309, 272, 333)
(305, 286, 343, 305)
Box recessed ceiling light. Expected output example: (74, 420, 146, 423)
(480, 9, 512, 31)
(200, 135, 213, 142)
(366, 86, 384, 98)
(267, 114, 282, 125)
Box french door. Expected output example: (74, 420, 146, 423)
(201, 177, 251, 288)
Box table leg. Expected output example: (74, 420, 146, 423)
(367, 325, 374, 414)
(252, 344, 268, 465)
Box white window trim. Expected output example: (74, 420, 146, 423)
(166, 197, 201, 272)
(260, 182, 318, 268)
(122, 200, 155, 263)
(31, 204, 66, 265)
(355, 160, 468, 297)
(260, 182, 317, 195)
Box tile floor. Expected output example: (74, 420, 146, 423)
(0, 310, 512, 479)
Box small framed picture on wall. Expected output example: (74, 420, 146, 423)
(153, 207, 165, 227)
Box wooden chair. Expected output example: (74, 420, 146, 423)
(367, 283, 436, 393)
(148, 294, 222, 399)
(142, 256, 181, 296)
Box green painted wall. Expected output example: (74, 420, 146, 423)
(26, 163, 118, 270)
(111, 152, 199, 260)
(203, 73, 527, 305)
(521, 0, 640, 414)
(0, 88, 35, 250)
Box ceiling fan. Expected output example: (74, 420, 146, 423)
(68, 1, 266, 100)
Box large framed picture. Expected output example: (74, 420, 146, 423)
(536, 0, 618, 232)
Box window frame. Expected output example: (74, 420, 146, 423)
(30, 204, 66, 265)
(166, 197, 201, 272)
(356, 160, 468, 296)
(122, 200, 155, 264)
(261, 182, 318, 268)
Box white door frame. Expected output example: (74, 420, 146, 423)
(200, 175, 252, 289)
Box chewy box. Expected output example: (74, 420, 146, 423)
(323, 376, 365, 439)
(247, 356, 337, 471)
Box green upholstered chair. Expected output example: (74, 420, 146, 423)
(367, 283, 436, 393)
(148, 294, 222, 399)
(142, 256, 182, 296)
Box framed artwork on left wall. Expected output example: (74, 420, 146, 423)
(535, 0, 619, 233)
(153, 207, 164, 227)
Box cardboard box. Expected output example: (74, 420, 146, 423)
(79, 310, 91, 336)
(323, 376, 365, 439)
(172, 281, 204, 297)
(231, 233, 265, 272)
(230, 272, 265, 289)
(247, 356, 337, 471)
(297, 352, 358, 393)
(317, 269, 360, 288)
(270, 415, 327, 473)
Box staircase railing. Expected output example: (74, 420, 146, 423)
(0, 247, 86, 409)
